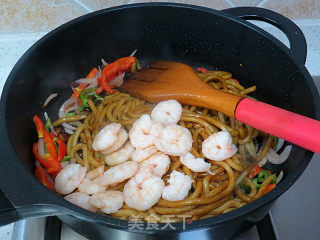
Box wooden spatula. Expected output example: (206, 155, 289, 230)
(120, 61, 320, 154)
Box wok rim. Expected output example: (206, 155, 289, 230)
(0, 2, 318, 234)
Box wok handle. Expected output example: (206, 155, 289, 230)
(222, 7, 307, 64)
(0, 188, 60, 227)
(235, 98, 320, 154)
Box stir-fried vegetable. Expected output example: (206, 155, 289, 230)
(71, 67, 99, 100)
(79, 88, 105, 111)
(197, 67, 210, 73)
(44, 117, 53, 132)
(99, 56, 136, 94)
(264, 183, 276, 194)
(240, 165, 277, 196)
(35, 165, 55, 191)
(33, 115, 62, 178)
(247, 165, 262, 179)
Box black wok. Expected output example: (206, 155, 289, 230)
(0, 3, 319, 240)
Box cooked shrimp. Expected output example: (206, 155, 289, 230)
(129, 114, 163, 148)
(85, 165, 104, 180)
(140, 152, 170, 177)
(78, 178, 107, 195)
(131, 145, 158, 163)
(89, 190, 124, 214)
(64, 192, 98, 212)
(151, 100, 182, 125)
(180, 152, 211, 172)
(100, 127, 128, 155)
(202, 131, 237, 161)
(162, 170, 192, 201)
(92, 123, 121, 151)
(123, 169, 164, 211)
(96, 161, 138, 186)
(155, 125, 192, 156)
(104, 141, 135, 166)
(55, 164, 87, 195)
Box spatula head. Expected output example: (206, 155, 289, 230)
(119, 61, 206, 103)
(119, 61, 242, 118)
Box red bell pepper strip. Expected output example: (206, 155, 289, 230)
(33, 142, 50, 169)
(35, 165, 55, 191)
(247, 165, 262, 179)
(71, 67, 99, 99)
(33, 115, 57, 159)
(95, 86, 104, 94)
(197, 67, 210, 73)
(231, 78, 239, 84)
(99, 56, 136, 94)
(33, 142, 61, 176)
(43, 129, 57, 160)
(264, 183, 276, 194)
(56, 137, 67, 162)
(33, 115, 44, 138)
(46, 155, 62, 177)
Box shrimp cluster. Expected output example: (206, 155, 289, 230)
(56, 99, 237, 215)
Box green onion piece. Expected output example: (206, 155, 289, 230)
(79, 88, 98, 111)
(273, 136, 279, 150)
(44, 117, 52, 132)
(272, 175, 277, 184)
(52, 137, 57, 142)
(239, 183, 251, 194)
(53, 141, 58, 153)
(62, 155, 72, 162)
(252, 178, 261, 189)
(65, 112, 76, 117)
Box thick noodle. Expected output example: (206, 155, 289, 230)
(56, 70, 271, 222)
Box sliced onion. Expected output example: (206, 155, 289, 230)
(43, 93, 58, 108)
(258, 156, 268, 167)
(235, 169, 250, 185)
(62, 123, 77, 131)
(276, 138, 285, 152)
(43, 112, 57, 135)
(38, 138, 45, 158)
(101, 58, 108, 66)
(35, 160, 41, 167)
(267, 145, 292, 164)
(96, 66, 102, 78)
(69, 121, 82, 127)
(64, 127, 75, 135)
(59, 98, 78, 118)
(110, 72, 125, 87)
(86, 82, 99, 89)
(276, 170, 284, 184)
(130, 49, 138, 57)
(75, 77, 97, 85)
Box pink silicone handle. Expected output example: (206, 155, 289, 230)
(235, 98, 320, 154)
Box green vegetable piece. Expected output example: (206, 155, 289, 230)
(65, 112, 76, 117)
(239, 183, 251, 194)
(44, 117, 52, 132)
(62, 155, 72, 162)
(252, 178, 261, 189)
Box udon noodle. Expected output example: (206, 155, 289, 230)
(52, 70, 274, 222)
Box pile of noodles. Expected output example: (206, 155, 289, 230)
(53, 70, 274, 222)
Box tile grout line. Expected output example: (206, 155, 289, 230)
(257, 0, 270, 8)
(69, 0, 94, 13)
(223, 0, 236, 8)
